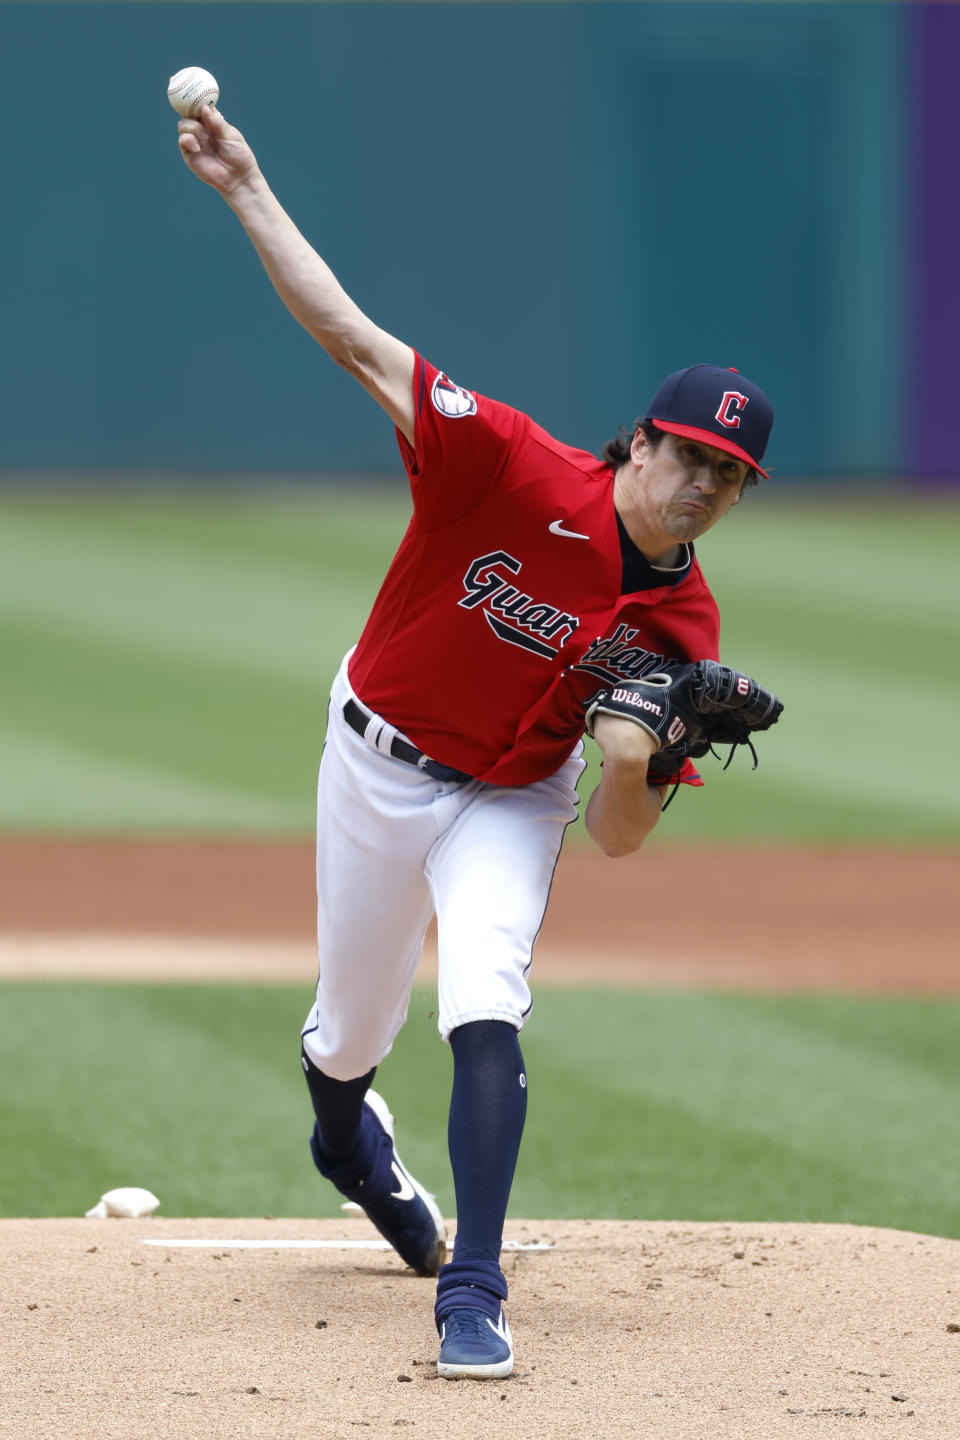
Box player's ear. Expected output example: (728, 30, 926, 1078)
(629, 426, 648, 465)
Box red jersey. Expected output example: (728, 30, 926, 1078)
(348, 355, 720, 786)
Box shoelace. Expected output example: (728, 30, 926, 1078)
(443, 1309, 502, 1346)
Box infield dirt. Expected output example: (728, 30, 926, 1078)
(4, 1216, 959, 1440)
(1, 837, 958, 991)
(2, 838, 958, 1439)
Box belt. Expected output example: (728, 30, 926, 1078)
(342, 699, 474, 784)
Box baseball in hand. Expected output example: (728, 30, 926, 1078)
(167, 66, 220, 118)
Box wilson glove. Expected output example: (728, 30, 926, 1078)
(584, 661, 783, 779)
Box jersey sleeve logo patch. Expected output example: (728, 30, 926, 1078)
(431, 372, 478, 418)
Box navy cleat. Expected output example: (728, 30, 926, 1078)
(309, 1089, 446, 1277)
(437, 1306, 514, 1379)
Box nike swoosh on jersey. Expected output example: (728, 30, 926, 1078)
(389, 1161, 416, 1202)
(548, 519, 590, 540)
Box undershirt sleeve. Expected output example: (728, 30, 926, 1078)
(395, 352, 523, 530)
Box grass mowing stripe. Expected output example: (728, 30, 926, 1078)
(538, 992, 956, 1161)
(717, 650, 960, 821)
(737, 643, 957, 708)
(696, 504, 960, 675)
(521, 989, 960, 1236)
(697, 501, 960, 574)
(0, 728, 308, 831)
(717, 596, 958, 674)
(522, 1074, 889, 1230)
(753, 743, 959, 817)
(1, 983, 957, 1238)
(0, 493, 408, 576)
(717, 646, 960, 815)
(0, 527, 366, 683)
(3, 493, 959, 840)
(576, 742, 960, 841)
(670, 774, 960, 842)
(0, 983, 448, 1221)
(1, 613, 324, 803)
(708, 539, 959, 614)
(0, 984, 314, 1218)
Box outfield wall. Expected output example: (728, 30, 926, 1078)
(1, 2, 952, 481)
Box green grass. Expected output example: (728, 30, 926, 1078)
(1, 491, 959, 840)
(3, 982, 958, 1239)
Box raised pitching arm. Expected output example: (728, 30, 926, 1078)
(177, 105, 416, 445)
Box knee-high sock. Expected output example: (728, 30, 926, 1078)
(301, 1047, 376, 1163)
(447, 1019, 527, 1264)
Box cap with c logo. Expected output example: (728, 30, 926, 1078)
(644, 364, 773, 478)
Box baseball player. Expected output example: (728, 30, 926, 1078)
(177, 103, 781, 1381)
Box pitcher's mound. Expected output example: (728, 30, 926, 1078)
(3, 1217, 957, 1438)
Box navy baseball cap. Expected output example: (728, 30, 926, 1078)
(644, 364, 773, 479)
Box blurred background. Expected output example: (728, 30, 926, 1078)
(1, 0, 958, 839)
(2, 0, 952, 476)
(1, 2, 958, 1227)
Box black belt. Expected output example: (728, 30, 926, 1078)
(343, 699, 474, 784)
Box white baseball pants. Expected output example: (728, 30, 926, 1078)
(301, 653, 585, 1080)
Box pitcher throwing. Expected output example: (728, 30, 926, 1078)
(176, 100, 782, 1380)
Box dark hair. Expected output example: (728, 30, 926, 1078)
(601, 418, 660, 469)
(601, 419, 759, 488)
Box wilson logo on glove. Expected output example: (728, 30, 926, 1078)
(584, 659, 783, 811)
(610, 688, 663, 718)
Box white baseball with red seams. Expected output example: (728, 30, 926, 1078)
(167, 67, 220, 118)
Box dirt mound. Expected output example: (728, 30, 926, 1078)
(3, 1216, 957, 1439)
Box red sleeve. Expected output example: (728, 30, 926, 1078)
(648, 757, 705, 790)
(395, 353, 522, 530)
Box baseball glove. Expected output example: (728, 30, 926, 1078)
(583, 673, 700, 752)
(583, 660, 783, 780)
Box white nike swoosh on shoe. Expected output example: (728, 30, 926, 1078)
(548, 518, 590, 540)
(389, 1160, 416, 1202)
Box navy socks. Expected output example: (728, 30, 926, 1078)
(447, 1019, 528, 1265)
(302, 1019, 527, 1318)
(301, 1047, 376, 1163)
